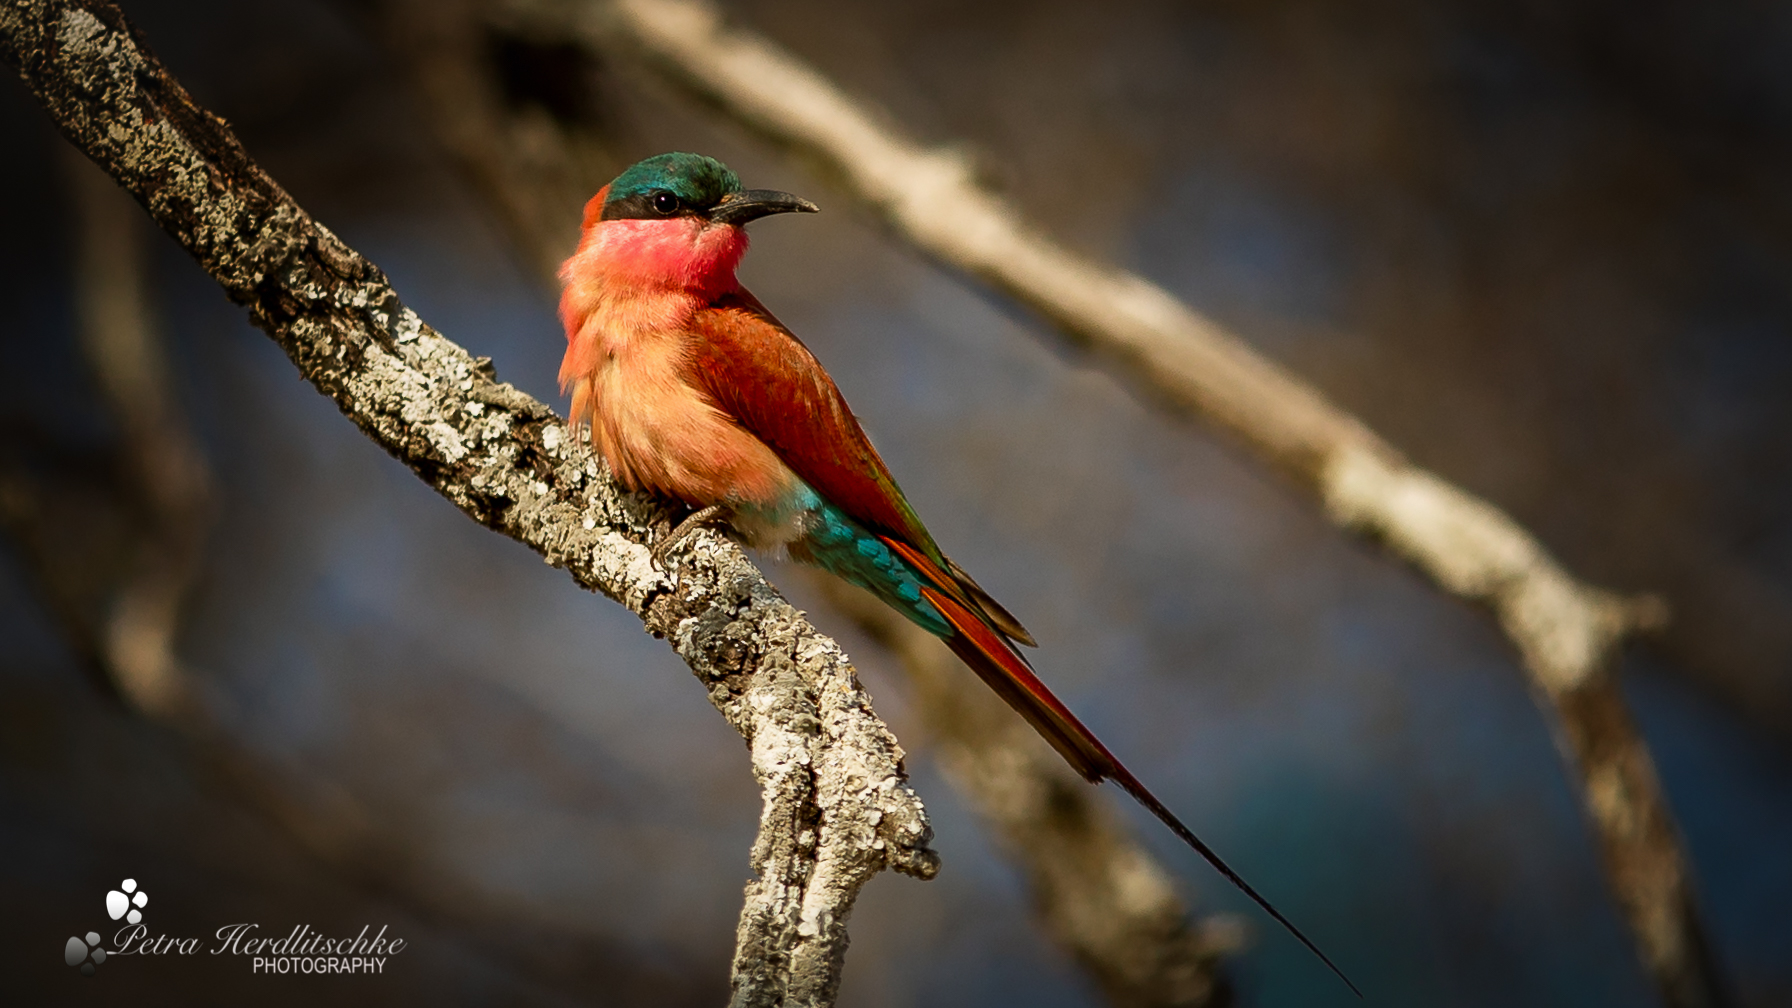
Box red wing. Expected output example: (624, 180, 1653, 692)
(685, 289, 937, 553)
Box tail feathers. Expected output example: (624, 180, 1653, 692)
(916, 574, 1362, 999)
(882, 539, 1035, 648)
(922, 584, 1115, 783)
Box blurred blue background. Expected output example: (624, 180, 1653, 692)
(2, 1, 1790, 1005)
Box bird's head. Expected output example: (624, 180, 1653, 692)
(595, 152, 818, 227)
(565, 152, 818, 298)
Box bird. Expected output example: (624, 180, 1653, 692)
(559, 151, 1358, 995)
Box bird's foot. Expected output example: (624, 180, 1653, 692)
(650, 504, 729, 571)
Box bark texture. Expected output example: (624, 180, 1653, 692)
(488, 1, 1727, 1004)
(1, 4, 937, 1005)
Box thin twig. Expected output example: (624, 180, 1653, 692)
(486, 1, 1727, 1004)
(1, 4, 937, 1005)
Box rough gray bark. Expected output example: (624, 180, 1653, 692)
(0, 4, 938, 1005)
(372, 5, 1237, 1002)
(485, 1, 1727, 1005)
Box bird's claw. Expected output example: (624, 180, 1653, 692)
(650, 504, 728, 573)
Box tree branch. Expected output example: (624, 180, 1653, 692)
(487, 1, 1728, 1004)
(1, 4, 938, 1005)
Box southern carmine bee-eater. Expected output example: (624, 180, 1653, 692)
(559, 152, 1358, 995)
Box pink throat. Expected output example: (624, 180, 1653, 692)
(567, 216, 749, 299)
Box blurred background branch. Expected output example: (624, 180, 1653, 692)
(472, 0, 1725, 1005)
(59, 144, 215, 720)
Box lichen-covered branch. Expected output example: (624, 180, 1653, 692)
(0, 4, 937, 1005)
(486, 1, 1727, 1004)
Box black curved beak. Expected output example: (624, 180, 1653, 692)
(708, 189, 820, 226)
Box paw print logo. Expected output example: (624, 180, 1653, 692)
(106, 878, 148, 925)
(64, 932, 106, 976)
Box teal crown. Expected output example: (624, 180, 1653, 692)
(606, 152, 741, 210)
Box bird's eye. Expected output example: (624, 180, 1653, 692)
(651, 191, 680, 216)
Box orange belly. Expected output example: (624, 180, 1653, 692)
(566, 307, 807, 547)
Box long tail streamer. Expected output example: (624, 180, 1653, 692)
(901, 548, 1361, 998)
